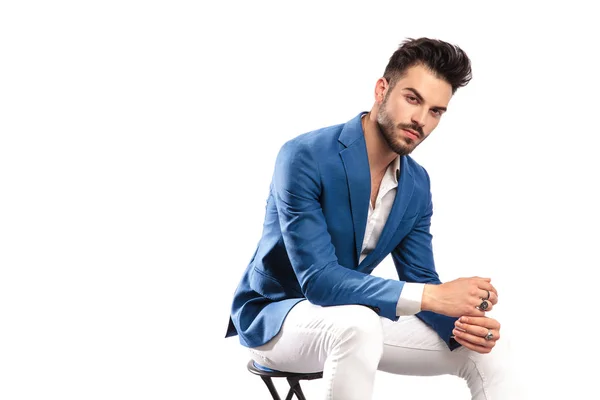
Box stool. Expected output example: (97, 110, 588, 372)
(247, 360, 323, 400)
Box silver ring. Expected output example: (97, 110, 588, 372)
(485, 329, 494, 341)
(477, 300, 489, 311)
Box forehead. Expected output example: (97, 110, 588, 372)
(391, 64, 453, 106)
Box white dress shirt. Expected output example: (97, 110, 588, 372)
(358, 155, 425, 316)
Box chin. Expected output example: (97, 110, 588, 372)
(392, 145, 412, 156)
(398, 137, 414, 147)
(392, 140, 417, 156)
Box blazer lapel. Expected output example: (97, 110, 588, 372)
(358, 155, 415, 271)
(339, 113, 370, 264)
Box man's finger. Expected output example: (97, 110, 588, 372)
(453, 323, 499, 347)
(478, 289, 498, 305)
(489, 291, 499, 305)
(478, 280, 498, 296)
(455, 321, 501, 341)
(453, 327, 497, 348)
(473, 298, 493, 313)
(458, 316, 501, 330)
(464, 305, 487, 317)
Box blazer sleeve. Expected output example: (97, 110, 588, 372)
(391, 169, 461, 350)
(273, 140, 403, 320)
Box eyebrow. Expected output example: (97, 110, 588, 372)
(403, 87, 447, 112)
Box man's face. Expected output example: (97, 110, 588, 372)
(376, 64, 453, 156)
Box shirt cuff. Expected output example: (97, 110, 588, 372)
(396, 283, 425, 316)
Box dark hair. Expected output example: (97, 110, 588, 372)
(383, 37, 472, 94)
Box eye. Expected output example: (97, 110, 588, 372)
(431, 109, 443, 117)
(406, 96, 419, 104)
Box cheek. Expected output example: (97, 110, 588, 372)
(387, 98, 411, 123)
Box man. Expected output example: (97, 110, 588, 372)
(225, 37, 509, 399)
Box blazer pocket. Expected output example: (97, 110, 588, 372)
(249, 267, 293, 301)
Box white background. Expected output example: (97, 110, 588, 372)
(1, 1, 599, 399)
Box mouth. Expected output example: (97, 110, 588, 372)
(402, 129, 420, 140)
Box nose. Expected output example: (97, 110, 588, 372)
(411, 107, 428, 129)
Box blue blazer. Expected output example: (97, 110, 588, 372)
(226, 112, 460, 350)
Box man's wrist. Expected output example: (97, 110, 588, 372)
(421, 284, 438, 313)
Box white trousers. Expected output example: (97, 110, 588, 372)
(248, 300, 519, 400)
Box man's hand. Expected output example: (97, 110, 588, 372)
(452, 316, 501, 354)
(421, 277, 498, 317)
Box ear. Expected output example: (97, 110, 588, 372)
(374, 77, 388, 105)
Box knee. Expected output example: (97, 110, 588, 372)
(333, 305, 384, 359)
(457, 339, 510, 385)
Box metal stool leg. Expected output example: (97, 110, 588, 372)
(260, 376, 282, 400)
(284, 386, 295, 400)
(286, 377, 307, 400)
(292, 384, 307, 400)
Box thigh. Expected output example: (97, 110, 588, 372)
(248, 300, 382, 374)
(378, 315, 473, 376)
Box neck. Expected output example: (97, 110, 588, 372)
(361, 111, 398, 174)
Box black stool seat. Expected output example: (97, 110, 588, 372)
(247, 360, 323, 400)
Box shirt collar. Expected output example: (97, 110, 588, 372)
(391, 156, 401, 184)
(379, 156, 401, 195)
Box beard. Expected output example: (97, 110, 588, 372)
(376, 101, 424, 156)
